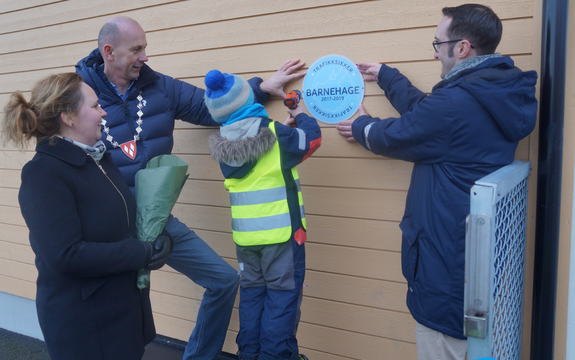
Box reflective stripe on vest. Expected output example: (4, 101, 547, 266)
(224, 121, 306, 246)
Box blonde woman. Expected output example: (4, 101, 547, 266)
(2, 72, 171, 360)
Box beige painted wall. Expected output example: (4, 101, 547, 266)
(0, 1, 540, 359)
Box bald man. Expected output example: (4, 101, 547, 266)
(76, 16, 305, 360)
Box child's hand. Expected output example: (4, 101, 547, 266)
(282, 115, 296, 127)
(287, 99, 307, 119)
(287, 105, 304, 119)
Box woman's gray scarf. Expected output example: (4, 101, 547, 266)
(59, 136, 107, 162)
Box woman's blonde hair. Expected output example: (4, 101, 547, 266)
(2, 72, 84, 146)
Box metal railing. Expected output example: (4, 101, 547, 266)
(464, 161, 531, 360)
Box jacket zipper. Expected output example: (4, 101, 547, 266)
(94, 159, 130, 228)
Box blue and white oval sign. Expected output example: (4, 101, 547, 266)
(303, 54, 364, 124)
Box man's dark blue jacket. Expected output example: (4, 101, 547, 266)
(351, 56, 537, 338)
(76, 49, 269, 189)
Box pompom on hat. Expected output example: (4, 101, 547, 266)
(204, 69, 255, 124)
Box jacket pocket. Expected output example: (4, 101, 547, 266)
(400, 217, 420, 284)
(81, 278, 108, 301)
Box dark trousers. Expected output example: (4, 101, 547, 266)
(236, 238, 305, 360)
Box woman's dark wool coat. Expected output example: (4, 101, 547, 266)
(18, 138, 155, 360)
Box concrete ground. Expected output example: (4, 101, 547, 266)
(0, 328, 50, 360)
(0, 328, 237, 360)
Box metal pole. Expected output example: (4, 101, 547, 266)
(531, 0, 568, 358)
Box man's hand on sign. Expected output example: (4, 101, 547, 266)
(260, 59, 306, 98)
(336, 104, 370, 142)
(337, 118, 355, 142)
(357, 63, 382, 82)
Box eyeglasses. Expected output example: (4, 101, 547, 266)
(432, 39, 464, 52)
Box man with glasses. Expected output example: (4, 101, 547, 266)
(337, 4, 537, 359)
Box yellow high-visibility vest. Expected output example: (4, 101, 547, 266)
(224, 122, 307, 246)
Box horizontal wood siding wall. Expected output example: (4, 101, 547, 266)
(0, 1, 538, 359)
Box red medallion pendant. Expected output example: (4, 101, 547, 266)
(120, 140, 137, 160)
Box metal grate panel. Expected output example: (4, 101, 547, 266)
(490, 178, 528, 359)
(465, 161, 530, 360)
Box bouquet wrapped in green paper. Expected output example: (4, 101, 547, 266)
(135, 155, 188, 289)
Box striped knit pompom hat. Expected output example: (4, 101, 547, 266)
(204, 69, 255, 124)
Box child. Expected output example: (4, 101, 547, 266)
(204, 69, 321, 360)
